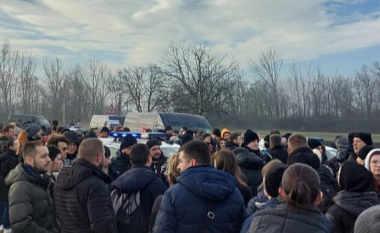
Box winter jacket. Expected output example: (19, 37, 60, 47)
(236, 152, 264, 197)
(246, 188, 268, 215)
(225, 141, 240, 151)
(63, 152, 78, 165)
(0, 150, 18, 201)
(244, 146, 271, 163)
(54, 159, 117, 233)
(5, 164, 59, 233)
(248, 204, 329, 233)
(153, 165, 248, 233)
(0, 136, 9, 153)
(269, 145, 288, 164)
(326, 190, 380, 233)
(151, 154, 169, 187)
(108, 151, 132, 181)
(111, 165, 166, 218)
(238, 183, 252, 207)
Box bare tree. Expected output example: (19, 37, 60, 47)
(354, 65, 377, 117)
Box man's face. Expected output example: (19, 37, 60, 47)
(5, 128, 15, 139)
(100, 131, 108, 138)
(234, 136, 242, 145)
(67, 142, 78, 154)
(247, 140, 259, 150)
(177, 151, 192, 173)
(223, 133, 230, 140)
(50, 154, 63, 173)
(57, 141, 68, 158)
(32, 146, 51, 173)
(166, 130, 173, 136)
(150, 145, 162, 160)
(353, 137, 366, 154)
(315, 146, 323, 154)
(204, 136, 211, 144)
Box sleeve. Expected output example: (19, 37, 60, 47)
(7, 158, 19, 173)
(9, 183, 52, 233)
(325, 209, 342, 233)
(152, 190, 177, 233)
(87, 181, 117, 233)
(108, 163, 118, 181)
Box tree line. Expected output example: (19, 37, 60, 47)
(0, 39, 379, 132)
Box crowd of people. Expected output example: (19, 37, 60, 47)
(0, 121, 380, 233)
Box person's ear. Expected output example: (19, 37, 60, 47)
(314, 191, 324, 205)
(190, 159, 197, 167)
(278, 187, 286, 197)
(287, 147, 291, 155)
(146, 155, 152, 164)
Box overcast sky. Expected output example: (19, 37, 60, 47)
(1, 0, 380, 77)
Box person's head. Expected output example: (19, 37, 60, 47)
(229, 133, 242, 146)
(244, 129, 259, 151)
(23, 123, 42, 140)
(213, 128, 221, 139)
(195, 131, 204, 140)
(146, 139, 162, 161)
(2, 139, 18, 153)
(354, 205, 380, 233)
(47, 145, 63, 174)
(335, 136, 348, 151)
(23, 141, 51, 173)
(165, 126, 173, 135)
(120, 135, 138, 155)
(177, 140, 211, 172)
(130, 144, 151, 166)
(308, 139, 323, 155)
(280, 163, 322, 211)
(99, 127, 109, 138)
(214, 149, 246, 186)
(167, 152, 180, 185)
(64, 131, 80, 155)
(258, 132, 263, 141)
(52, 120, 59, 127)
(216, 139, 226, 151)
(2, 124, 15, 139)
(287, 134, 308, 154)
(270, 130, 281, 136)
(202, 133, 211, 144)
(353, 132, 373, 154)
(264, 163, 289, 198)
(282, 133, 292, 145)
(78, 138, 105, 169)
(356, 146, 375, 165)
(47, 135, 69, 159)
(256, 159, 282, 190)
(263, 135, 270, 149)
(338, 161, 373, 192)
(172, 130, 179, 137)
(364, 149, 380, 177)
(221, 128, 231, 140)
(270, 134, 282, 150)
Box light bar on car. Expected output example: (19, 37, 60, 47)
(109, 132, 166, 139)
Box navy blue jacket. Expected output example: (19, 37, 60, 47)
(153, 165, 248, 233)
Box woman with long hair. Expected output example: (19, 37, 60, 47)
(214, 149, 251, 206)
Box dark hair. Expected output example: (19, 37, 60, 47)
(47, 145, 61, 162)
(181, 126, 188, 131)
(215, 149, 247, 186)
(124, 127, 130, 132)
(47, 135, 68, 146)
(2, 124, 14, 133)
(23, 141, 46, 160)
(52, 120, 59, 127)
(52, 126, 58, 132)
(270, 134, 282, 148)
(57, 126, 64, 134)
(104, 145, 111, 158)
(281, 163, 320, 211)
(229, 133, 241, 142)
(130, 144, 150, 165)
(270, 130, 281, 135)
(216, 139, 225, 151)
(100, 127, 110, 134)
(2, 139, 16, 152)
(179, 140, 211, 165)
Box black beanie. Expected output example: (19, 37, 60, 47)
(265, 163, 289, 198)
(358, 146, 375, 161)
(100, 127, 110, 134)
(308, 139, 322, 149)
(244, 130, 259, 145)
(120, 135, 137, 151)
(354, 132, 373, 146)
(348, 132, 357, 144)
(339, 161, 373, 192)
(65, 131, 80, 146)
(146, 139, 161, 149)
(85, 130, 97, 139)
(213, 128, 221, 138)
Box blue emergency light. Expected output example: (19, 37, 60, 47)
(109, 132, 166, 139)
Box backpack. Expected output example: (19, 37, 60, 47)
(318, 169, 340, 213)
(111, 188, 149, 233)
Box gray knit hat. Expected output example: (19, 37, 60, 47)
(354, 205, 380, 233)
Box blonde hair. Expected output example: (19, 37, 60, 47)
(167, 152, 180, 185)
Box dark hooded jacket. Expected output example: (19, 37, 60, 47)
(225, 141, 240, 151)
(0, 135, 10, 153)
(248, 204, 328, 233)
(111, 165, 166, 219)
(326, 161, 380, 233)
(236, 150, 264, 197)
(153, 166, 248, 233)
(54, 159, 117, 233)
(0, 149, 18, 201)
(5, 164, 59, 233)
(269, 145, 288, 164)
(108, 151, 132, 181)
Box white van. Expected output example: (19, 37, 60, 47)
(89, 115, 125, 130)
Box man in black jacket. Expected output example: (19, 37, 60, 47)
(112, 144, 166, 233)
(54, 138, 117, 233)
(0, 124, 15, 153)
(269, 134, 288, 164)
(146, 140, 168, 182)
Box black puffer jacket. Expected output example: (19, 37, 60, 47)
(270, 145, 288, 164)
(5, 164, 59, 233)
(236, 150, 264, 196)
(0, 150, 18, 201)
(54, 159, 117, 233)
(249, 204, 328, 233)
(225, 141, 239, 150)
(326, 191, 380, 233)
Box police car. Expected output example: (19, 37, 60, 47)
(100, 131, 180, 158)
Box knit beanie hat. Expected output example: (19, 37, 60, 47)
(339, 161, 373, 192)
(213, 128, 221, 138)
(354, 132, 373, 146)
(364, 149, 380, 170)
(221, 128, 231, 138)
(358, 146, 375, 161)
(120, 135, 137, 151)
(354, 205, 380, 233)
(335, 137, 348, 149)
(65, 131, 80, 146)
(104, 145, 111, 158)
(100, 126, 110, 134)
(146, 139, 161, 149)
(23, 123, 41, 138)
(85, 130, 97, 138)
(265, 163, 289, 198)
(308, 139, 323, 150)
(244, 130, 259, 145)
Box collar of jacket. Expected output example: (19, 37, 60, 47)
(75, 159, 111, 183)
